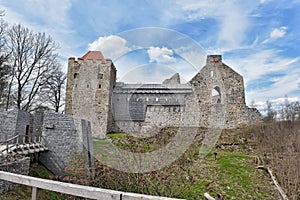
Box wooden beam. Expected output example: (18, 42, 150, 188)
(0, 171, 182, 200)
(31, 187, 37, 200)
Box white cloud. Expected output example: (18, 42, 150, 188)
(262, 26, 288, 44)
(2, 0, 71, 30)
(174, 0, 256, 49)
(225, 50, 299, 85)
(88, 35, 131, 59)
(270, 26, 287, 39)
(1, 0, 75, 68)
(247, 66, 300, 102)
(147, 46, 176, 63)
(224, 50, 300, 106)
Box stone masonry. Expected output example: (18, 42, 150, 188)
(0, 157, 30, 193)
(0, 109, 94, 176)
(65, 51, 116, 139)
(65, 52, 262, 138)
(39, 111, 94, 176)
(0, 110, 32, 142)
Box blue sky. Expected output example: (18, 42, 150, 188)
(1, 0, 299, 109)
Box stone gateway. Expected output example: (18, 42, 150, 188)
(65, 51, 261, 138)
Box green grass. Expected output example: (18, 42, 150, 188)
(170, 150, 276, 199)
(106, 132, 127, 139)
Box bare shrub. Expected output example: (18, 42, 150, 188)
(246, 121, 300, 199)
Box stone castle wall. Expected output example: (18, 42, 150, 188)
(0, 109, 94, 176)
(0, 110, 33, 141)
(40, 111, 94, 176)
(65, 53, 262, 136)
(113, 105, 183, 134)
(0, 110, 18, 141)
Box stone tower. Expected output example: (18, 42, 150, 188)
(65, 51, 116, 138)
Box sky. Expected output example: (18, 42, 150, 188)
(0, 0, 300, 111)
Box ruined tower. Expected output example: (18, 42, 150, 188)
(65, 51, 116, 138)
(190, 55, 260, 128)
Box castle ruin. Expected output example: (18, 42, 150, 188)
(65, 51, 261, 138)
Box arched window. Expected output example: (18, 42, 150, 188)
(212, 86, 221, 104)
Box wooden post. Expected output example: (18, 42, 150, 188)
(204, 192, 215, 200)
(31, 187, 37, 200)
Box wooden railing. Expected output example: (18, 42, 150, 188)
(0, 135, 20, 156)
(0, 171, 183, 200)
(0, 134, 48, 156)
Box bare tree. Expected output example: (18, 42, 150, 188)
(38, 64, 66, 112)
(0, 19, 10, 107)
(279, 96, 300, 122)
(264, 100, 277, 122)
(5, 24, 58, 111)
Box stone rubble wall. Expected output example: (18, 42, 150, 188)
(0, 110, 18, 141)
(0, 157, 30, 193)
(0, 110, 32, 142)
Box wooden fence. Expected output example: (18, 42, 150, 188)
(0, 170, 183, 200)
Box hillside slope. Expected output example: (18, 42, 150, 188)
(0, 125, 288, 200)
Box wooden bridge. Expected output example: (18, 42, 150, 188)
(0, 134, 49, 157)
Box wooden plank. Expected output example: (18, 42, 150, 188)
(31, 187, 37, 200)
(0, 171, 183, 200)
(0, 170, 120, 200)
